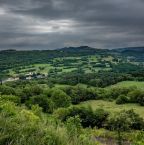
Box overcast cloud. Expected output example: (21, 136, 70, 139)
(0, 0, 144, 50)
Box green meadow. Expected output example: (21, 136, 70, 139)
(108, 81, 144, 90)
(79, 100, 144, 118)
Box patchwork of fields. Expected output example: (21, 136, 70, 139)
(7, 55, 118, 76)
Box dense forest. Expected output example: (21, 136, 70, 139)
(0, 46, 144, 145)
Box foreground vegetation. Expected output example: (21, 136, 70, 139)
(0, 100, 96, 145)
(0, 79, 144, 145)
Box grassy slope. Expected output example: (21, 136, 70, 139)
(79, 100, 144, 118)
(107, 81, 144, 90)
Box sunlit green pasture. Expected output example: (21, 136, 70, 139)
(79, 100, 144, 118)
(108, 81, 144, 90)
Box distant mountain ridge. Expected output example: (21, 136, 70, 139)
(59, 46, 108, 52)
(58, 46, 144, 56)
(115, 47, 144, 52)
(1, 46, 144, 54)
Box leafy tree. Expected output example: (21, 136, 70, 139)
(66, 116, 82, 139)
(26, 95, 54, 113)
(107, 111, 132, 145)
(128, 90, 144, 106)
(116, 95, 129, 104)
(51, 89, 71, 108)
(0, 85, 15, 95)
(54, 106, 109, 128)
(0, 95, 20, 104)
(125, 110, 144, 130)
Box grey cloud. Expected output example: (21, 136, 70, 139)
(0, 0, 144, 50)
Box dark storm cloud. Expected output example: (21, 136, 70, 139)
(0, 0, 144, 50)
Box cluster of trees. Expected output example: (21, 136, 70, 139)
(55, 107, 109, 128)
(55, 106, 144, 130)
(0, 84, 71, 113)
(50, 71, 134, 87)
(108, 87, 144, 106)
(111, 63, 144, 73)
(62, 85, 144, 106)
(0, 79, 144, 145)
(48, 62, 144, 87)
(55, 106, 144, 145)
(0, 82, 143, 114)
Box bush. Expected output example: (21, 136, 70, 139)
(137, 93, 144, 106)
(116, 95, 129, 104)
(110, 87, 130, 99)
(128, 90, 140, 103)
(26, 95, 55, 113)
(51, 89, 71, 108)
(107, 110, 132, 145)
(128, 90, 144, 106)
(66, 116, 82, 138)
(107, 110, 144, 145)
(20, 85, 43, 103)
(107, 110, 144, 130)
(0, 95, 20, 104)
(0, 85, 15, 95)
(64, 85, 99, 104)
(54, 106, 109, 128)
(126, 110, 144, 130)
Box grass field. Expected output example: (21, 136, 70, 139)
(79, 100, 144, 118)
(108, 81, 144, 90)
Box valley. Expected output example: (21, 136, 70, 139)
(0, 46, 144, 145)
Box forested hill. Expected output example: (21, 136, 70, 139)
(115, 47, 144, 52)
(115, 47, 144, 61)
(0, 46, 108, 56)
(114, 47, 144, 56)
(0, 46, 143, 60)
(0, 46, 143, 72)
(58, 46, 109, 54)
(1, 46, 144, 54)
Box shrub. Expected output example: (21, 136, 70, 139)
(51, 89, 71, 108)
(0, 85, 15, 95)
(93, 108, 109, 128)
(20, 85, 43, 103)
(0, 95, 20, 104)
(137, 93, 144, 106)
(116, 95, 129, 104)
(64, 85, 99, 104)
(26, 95, 55, 113)
(54, 106, 109, 128)
(107, 110, 132, 145)
(128, 90, 144, 105)
(66, 116, 82, 138)
(107, 110, 144, 131)
(125, 110, 144, 130)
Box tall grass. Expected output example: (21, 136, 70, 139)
(0, 100, 98, 145)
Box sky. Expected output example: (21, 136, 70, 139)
(0, 0, 144, 50)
